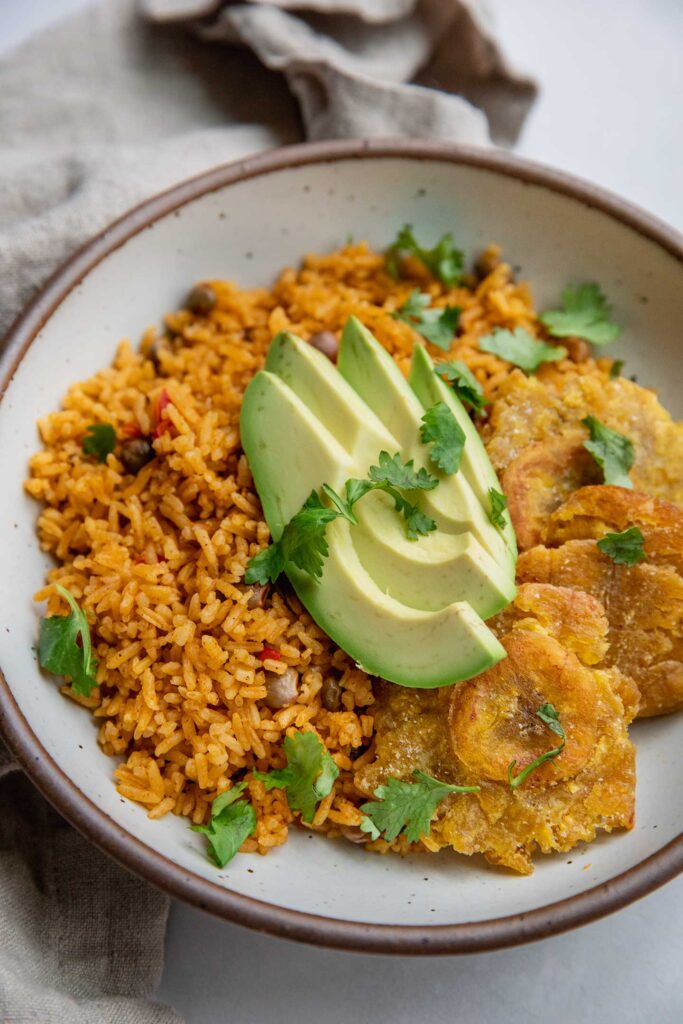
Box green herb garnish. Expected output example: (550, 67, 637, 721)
(245, 453, 439, 585)
(254, 731, 339, 823)
(359, 769, 480, 843)
(479, 328, 566, 374)
(609, 359, 624, 379)
(392, 290, 460, 351)
(541, 283, 620, 345)
(386, 225, 464, 286)
(582, 416, 634, 488)
(487, 487, 508, 530)
(38, 584, 98, 696)
(246, 491, 341, 585)
(191, 782, 257, 868)
(508, 704, 565, 789)
(82, 423, 116, 463)
(420, 402, 465, 475)
(434, 360, 488, 414)
(367, 450, 438, 493)
(597, 526, 646, 565)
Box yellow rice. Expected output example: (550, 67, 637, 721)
(25, 242, 613, 855)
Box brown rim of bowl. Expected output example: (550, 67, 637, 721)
(2, 139, 683, 955)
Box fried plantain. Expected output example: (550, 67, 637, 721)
(549, 486, 683, 573)
(355, 608, 635, 874)
(491, 581, 609, 667)
(501, 437, 602, 549)
(518, 539, 683, 716)
(485, 371, 683, 504)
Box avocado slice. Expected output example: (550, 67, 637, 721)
(240, 370, 356, 540)
(352, 490, 515, 617)
(409, 342, 518, 556)
(338, 317, 515, 574)
(266, 331, 399, 467)
(288, 518, 506, 687)
(241, 321, 514, 688)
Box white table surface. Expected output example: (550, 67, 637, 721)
(4, 1, 683, 1021)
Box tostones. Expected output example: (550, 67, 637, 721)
(518, 540, 683, 717)
(355, 585, 635, 874)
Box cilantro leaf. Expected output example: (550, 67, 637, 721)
(541, 283, 620, 345)
(320, 483, 358, 524)
(368, 451, 438, 492)
(609, 359, 624, 380)
(344, 474, 436, 540)
(344, 478, 377, 508)
(244, 543, 285, 586)
(359, 769, 479, 844)
(582, 416, 634, 488)
(245, 491, 340, 586)
(389, 492, 437, 540)
(392, 290, 461, 351)
(536, 702, 565, 739)
(281, 496, 340, 579)
(508, 704, 565, 789)
(191, 782, 257, 868)
(434, 360, 488, 414)
(420, 403, 465, 475)
(479, 328, 567, 374)
(254, 731, 339, 824)
(387, 225, 464, 286)
(597, 526, 646, 565)
(365, 452, 438, 538)
(244, 453, 440, 586)
(38, 584, 98, 696)
(487, 487, 508, 530)
(82, 423, 116, 463)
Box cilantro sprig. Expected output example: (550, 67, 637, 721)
(254, 731, 339, 823)
(82, 423, 116, 463)
(386, 225, 464, 286)
(597, 526, 646, 566)
(479, 327, 567, 374)
(420, 402, 465, 475)
(191, 783, 257, 868)
(508, 704, 565, 789)
(582, 416, 634, 489)
(245, 453, 439, 585)
(434, 360, 488, 414)
(392, 290, 460, 351)
(38, 584, 98, 696)
(359, 769, 480, 843)
(487, 488, 508, 530)
(541, 283, 620, 345)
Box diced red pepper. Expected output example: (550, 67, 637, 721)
(121, 422, 144, 439)
(257, 645, 281, 662)
(153, 389, 174, 438)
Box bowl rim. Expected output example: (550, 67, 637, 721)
(2, 138, 683, 955)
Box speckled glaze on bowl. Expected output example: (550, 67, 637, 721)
(1, 140, 683, 954)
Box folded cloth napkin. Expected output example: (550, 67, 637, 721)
(142, 0, 536, 145)
(0, 0, 534, 1019)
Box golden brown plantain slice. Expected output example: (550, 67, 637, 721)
(355, 622, 635, 875)
(484, 371, 683, 504)
(517, 539, 683, 717)
(491, 581, 609, 667)
(548, 486, 683, 573)
(501, 438, 602, 548)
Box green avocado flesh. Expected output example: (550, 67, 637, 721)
(240, 318, 516, 688)
(408, 342, 518, 557)
(338, 318, 515, 575)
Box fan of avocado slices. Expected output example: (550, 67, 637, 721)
(240, 317, 517, 688)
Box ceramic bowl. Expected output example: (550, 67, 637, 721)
(1, 140, 682, 954)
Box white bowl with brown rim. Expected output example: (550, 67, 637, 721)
(1, 140, 682, 953)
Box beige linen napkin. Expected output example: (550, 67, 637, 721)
(0, 0, 534, 1019)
